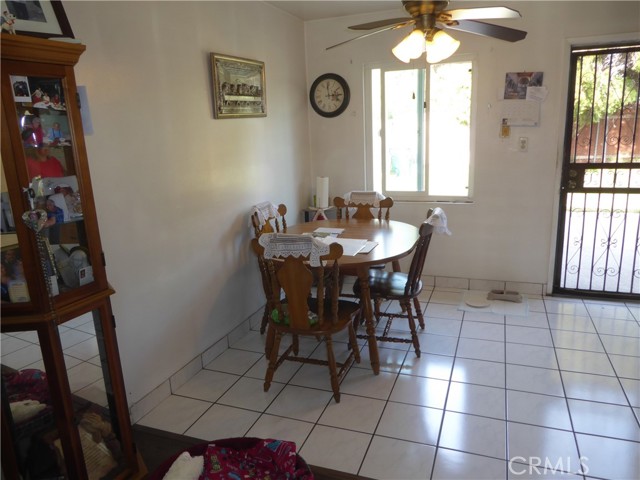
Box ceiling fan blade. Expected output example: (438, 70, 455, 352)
(446, 20, 527, 42)
(440, 7, 521, 22)
(327, 21, 414, 50)
(348, 17, 413, 31)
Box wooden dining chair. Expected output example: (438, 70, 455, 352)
(334, 192, 396, 295)
(250, 202, 287, 335)
(353, 221, 434, 357)
(334, 192, 393, 221)
(252, 234, 361, 403)
(251, 202, 287, 238)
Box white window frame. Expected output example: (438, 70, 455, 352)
(365, 55, 477, 202)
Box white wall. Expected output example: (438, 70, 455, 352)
(305, 1, 640, 286)
(61, 1, 638, 406)
(64, 1, 310, 404)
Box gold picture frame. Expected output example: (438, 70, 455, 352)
(210, 53, 266, 119)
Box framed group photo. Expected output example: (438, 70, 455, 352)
(210, 53, 266, 119)
(1, 0, 74, 38)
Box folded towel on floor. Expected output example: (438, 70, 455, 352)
(162, 451, 203, 480)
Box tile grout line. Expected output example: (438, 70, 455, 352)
(544, 297, 587, 479)
(503, 312, 510, 480)
(429, 301, 465, 480)
(585, 308, 640, 429)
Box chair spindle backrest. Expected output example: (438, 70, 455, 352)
(404, 222, 435, 297)
(251, 203, 287, 238)
(333, 194, 393, 221)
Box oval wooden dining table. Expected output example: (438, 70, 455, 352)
(286, 218, 420, 374)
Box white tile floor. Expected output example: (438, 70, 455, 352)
(133, 288, 640, 480)
(3, 290, 639, 479)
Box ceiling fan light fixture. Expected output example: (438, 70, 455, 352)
(392, 29, 425, 63)
(425, 30, 460, 63)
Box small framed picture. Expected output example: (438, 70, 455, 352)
(211, 53, 266, 119)
(10, 75, 31, 102)
(1, 0, 74, 38)
(78, 265, 93, 286)
(1, 244, 29, 303)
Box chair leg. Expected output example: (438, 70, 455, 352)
(348, 323, 361, 364)
(264, 324, 275, 358)
(260, 304, 269, 334)
(374, 297, 382, 323)
(292, 334, 300, 356)
(357, 301, 367, 326)
(413, 297, 425, 329)
(403, 300, 421, 358)
(324, 336, 340, 403)
(264, 330, 282, 391)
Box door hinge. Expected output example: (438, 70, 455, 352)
(101, 252, 106, 266)
(111, 314, 116, 329)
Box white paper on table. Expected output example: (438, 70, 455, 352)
(312, 227, 344, 239)
(359, 241, 378, 254)
(318, 237, 367, 256)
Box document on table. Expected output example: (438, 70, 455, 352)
(318, 237, 368, 256)
(311, 227, 344, 238)
(359, 241, 378, 254)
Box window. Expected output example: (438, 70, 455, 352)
(369, 59, 475, 201)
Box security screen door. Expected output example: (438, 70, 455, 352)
(554, 43, 640, 298)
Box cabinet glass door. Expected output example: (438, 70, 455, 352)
(10, 74, 94, 297)
(2, 357, 66, 478)
(1, 159, 30, 304)
(2, 310, 129, 479)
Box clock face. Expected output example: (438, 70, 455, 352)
(310, 74, 350, 118)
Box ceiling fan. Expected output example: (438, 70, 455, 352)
(327, 1, 527, 63)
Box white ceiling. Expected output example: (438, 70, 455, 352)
(265, 1, 402, 21)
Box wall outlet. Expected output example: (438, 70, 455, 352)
(518, 136, 528, 152)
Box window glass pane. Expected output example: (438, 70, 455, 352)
(428, 61, 472, 196)
(372, 69, 382, 192)
(384, 69, 423, 192)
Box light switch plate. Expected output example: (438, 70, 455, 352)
(518, 137, 528, 152)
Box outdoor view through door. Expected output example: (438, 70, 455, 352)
(555, 43, 640, 298)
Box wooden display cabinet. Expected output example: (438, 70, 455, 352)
(1, 34, 144, 479)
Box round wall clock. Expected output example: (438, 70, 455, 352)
(309, 73, 350, 118)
